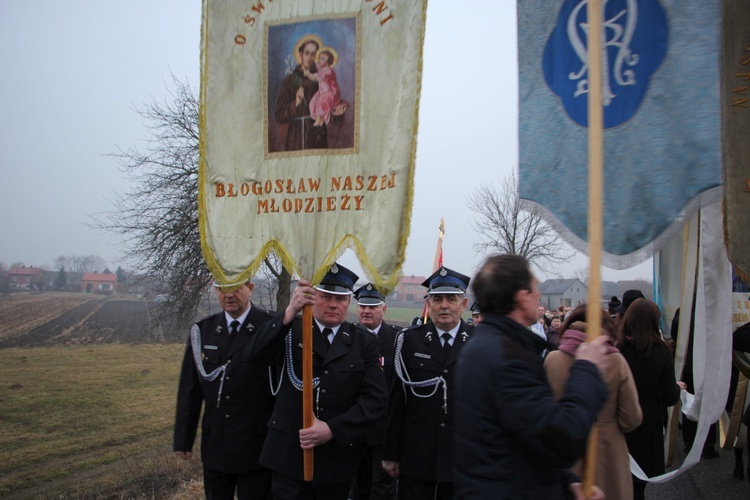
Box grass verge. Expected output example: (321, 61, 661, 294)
(0, 344, 203, 498)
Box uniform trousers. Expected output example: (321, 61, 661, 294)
(203, 466, 271, 500)
(350, 444, 397, 500)
(271, 472, 351, 500)
(397, 475, 452, 500)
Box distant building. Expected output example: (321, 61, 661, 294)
(46, 270, 85, 291)
(81, 272, 118, 293)
(601, 281, 626, 307)
(394, 275, 427, 303)
(8, 266, 45, 290)
(539, 278, 587, 310)
(617, 280, 653, 301)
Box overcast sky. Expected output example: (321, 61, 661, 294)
(0, 0, 651, 283)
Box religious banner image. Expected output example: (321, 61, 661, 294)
(266, 18, 358, 155)
(199, 0, 425, 288)
(721, 0, 750, 284)
(517, 1, 724, 267)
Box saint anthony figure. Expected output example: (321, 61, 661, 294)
(274, 35, 348, 151)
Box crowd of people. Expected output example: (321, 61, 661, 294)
(172, 254, 749, 499)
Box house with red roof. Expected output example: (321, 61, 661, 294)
(394, 275, 427, 303)
(8, 266, 46, 290)
(81, 272, 117, 293)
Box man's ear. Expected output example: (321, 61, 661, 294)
(246, 282, 255, 294)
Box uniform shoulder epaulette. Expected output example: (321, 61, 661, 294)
(195, 311, 221, 327)
(350, 322, 375, 336)
(400, 323, 423, 335)
(263, 309, 277, 318)
(387, 323, 401, 331)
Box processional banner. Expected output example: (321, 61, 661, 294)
(199, 0, 425, 287)
(517, 0, 724, 268)
(722, 0, 750, 283)
(651, 205, 732, 481)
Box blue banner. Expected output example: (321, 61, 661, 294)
(518, 0, 723, 267)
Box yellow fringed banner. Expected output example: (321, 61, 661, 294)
(198, 0, 426, 289)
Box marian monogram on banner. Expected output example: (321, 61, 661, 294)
(542, 0, 667, 128)
(518, 0, 723, 264)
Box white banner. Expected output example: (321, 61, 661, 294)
(199, 0, 425, 288)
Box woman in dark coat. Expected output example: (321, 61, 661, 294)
(620, 298, 684, 500)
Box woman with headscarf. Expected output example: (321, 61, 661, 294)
(544, 304, 642, 500)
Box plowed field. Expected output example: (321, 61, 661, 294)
(0, 293, 182, 347)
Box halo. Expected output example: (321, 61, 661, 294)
(293, 34, 324, 65)
(317, 46, 338, 68)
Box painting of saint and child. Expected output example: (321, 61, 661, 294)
(266, 17, 358, 156)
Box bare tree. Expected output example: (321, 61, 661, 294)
(253, 253, 292, 312)
(91, 75, 290, 325)
(0, 262, 10, 295)
(573, 266, 589, 286)
(54, 255, 107, 273)
(467, 173, 574, 274)
(263, 254, 292, 312)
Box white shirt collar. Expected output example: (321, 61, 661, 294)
(436, 323, 461, 340)
(314, 319, 341, 338)
(224, 304, 251, 331)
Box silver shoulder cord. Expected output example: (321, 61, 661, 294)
(393, 331, 448, 414)
(191, 324, 229, 408)
(268, 363, 284, 396)
(267, 330, 322, 413)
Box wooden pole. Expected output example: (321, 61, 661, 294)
(583, 0, 604, 496)
(302, 303, 314, 481)
(422, 218, 445, 323)
(432, 217, 445, 272)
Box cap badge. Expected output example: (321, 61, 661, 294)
(439, 268, 447, 277)
(366, 284, 373, 291)
(331, 263, 339, 274)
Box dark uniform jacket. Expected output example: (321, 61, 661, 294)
(358, 320, 401, 446)
(383, 318, 473, 482)
(452, 314, 608, 499)
(243, 313, 388, 485)
(173, 304, 275, 474)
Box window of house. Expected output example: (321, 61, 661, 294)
(407, 286, 413, 291)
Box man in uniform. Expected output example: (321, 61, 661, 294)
(350, 283, 400, 500)
(174, 280, 275, 500)
(244, 263, 388, 499)
(469, 300, 483, 325)
(382, 266, 474, 499)
(453, 254, 609, 498)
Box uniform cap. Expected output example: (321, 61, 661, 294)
(353, 283, 386, 306)
(421, 266, 470, 295)
(314, 262, 359, 295)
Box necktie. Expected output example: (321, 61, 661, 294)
(322, 327, 333, 346)
(441, 332, 452, 355)
(230, 320, 240, 335)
